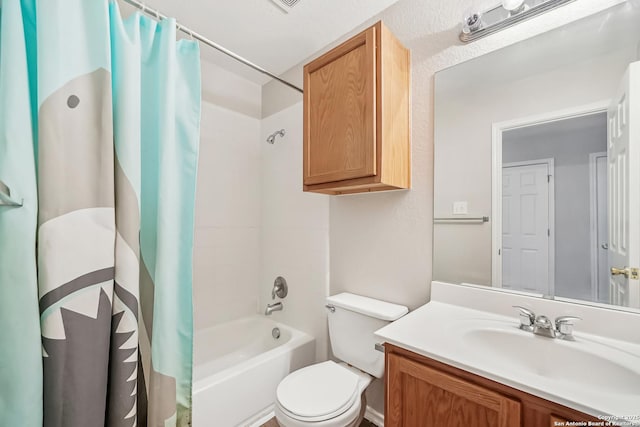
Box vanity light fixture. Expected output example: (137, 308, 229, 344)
(460, 0, 576, 43)
(502, 0, 526, 13)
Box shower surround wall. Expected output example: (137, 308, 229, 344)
(260, 102, 330, 363)
(193, 61, 330, 359)
(193, 60, 262, 330)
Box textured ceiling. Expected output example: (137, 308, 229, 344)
(119, 0, 400, 83)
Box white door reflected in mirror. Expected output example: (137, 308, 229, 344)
(607, 61, 640, 308)
(501, 160, 552, 296)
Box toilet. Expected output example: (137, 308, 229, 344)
(274, 293, 408, 427)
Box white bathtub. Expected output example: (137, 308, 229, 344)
(192, 316, 315, 427)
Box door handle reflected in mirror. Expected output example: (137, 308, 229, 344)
(611, 267, 639, 279)
(611, 267, 629, 277)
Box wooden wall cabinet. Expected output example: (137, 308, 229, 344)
(303, 21, 410, 195)
(385, 344, 606, 427)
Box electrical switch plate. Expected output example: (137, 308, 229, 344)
(453, 201, 468, 215)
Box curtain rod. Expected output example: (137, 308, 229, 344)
(121, 0, 304, 94)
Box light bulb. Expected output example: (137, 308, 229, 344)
(502, 0, 525, 11)
(462, 12, 483, 34)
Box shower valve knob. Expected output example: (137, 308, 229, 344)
(272, 276, 288, 299)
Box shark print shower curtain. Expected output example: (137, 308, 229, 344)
(0, 1, 200, 426)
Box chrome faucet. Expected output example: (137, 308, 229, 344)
(265, 302, 283, 316)
(533, 314, 556, 338)
(513, 306, 580, 340)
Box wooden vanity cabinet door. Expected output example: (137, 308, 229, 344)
(386, 352, 522, 427)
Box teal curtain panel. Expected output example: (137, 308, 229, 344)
(0, 1, 42, 426)
(0, 0, 200, 425)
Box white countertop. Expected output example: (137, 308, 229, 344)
(375, 296, 640, 425)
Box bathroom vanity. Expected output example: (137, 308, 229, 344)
(384, 344, 600, 427)
(375, 282, 640, 427)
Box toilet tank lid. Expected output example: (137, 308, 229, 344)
(326, 293, 408, 321)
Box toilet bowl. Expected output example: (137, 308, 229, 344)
(274, 362, 371, 427)
(274, 293, 408, 427)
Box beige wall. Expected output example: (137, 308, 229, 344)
(260, 0, 626, 415)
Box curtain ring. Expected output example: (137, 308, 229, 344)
(179, 25, 195, 42)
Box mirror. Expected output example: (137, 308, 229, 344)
(433, 3, 640, 310)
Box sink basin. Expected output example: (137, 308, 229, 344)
(463, 327, 640, 395)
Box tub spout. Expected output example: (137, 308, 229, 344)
(265, 302, 283, 315)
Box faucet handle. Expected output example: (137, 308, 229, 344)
(271, 276, 288, 300)
(513, 306, 536, 329)
(555, 316, 581, 337)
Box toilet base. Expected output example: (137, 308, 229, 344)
(347, 393, 367, 427)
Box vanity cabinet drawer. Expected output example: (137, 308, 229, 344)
(386, 352, 520, 427)
(385, 344, 605, 427)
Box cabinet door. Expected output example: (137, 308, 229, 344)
(303, 25, 377, 186)
(387, 353, 522, 427)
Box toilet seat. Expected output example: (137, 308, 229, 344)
(276, 361, 360, 422)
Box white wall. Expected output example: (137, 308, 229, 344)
(200, 59, 263, 119)
(259, 103, 331, 362)
(193, 60, 263, 331)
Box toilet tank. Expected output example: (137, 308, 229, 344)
(326, 293, 408, 378)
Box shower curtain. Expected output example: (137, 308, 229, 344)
(0, 1, 200, 426)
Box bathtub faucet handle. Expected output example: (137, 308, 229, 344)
(272, 276, 288, 300)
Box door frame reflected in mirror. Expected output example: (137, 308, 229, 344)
(490, 100, 609, 295)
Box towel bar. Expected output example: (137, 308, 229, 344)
(434, 216, 489, 224)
